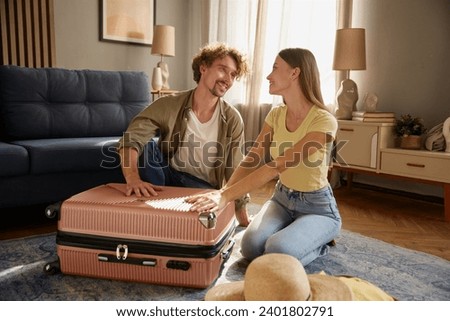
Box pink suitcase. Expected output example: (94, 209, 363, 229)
(44, 183, 236, 288)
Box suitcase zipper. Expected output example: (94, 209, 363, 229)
(56, 224, 235, 260)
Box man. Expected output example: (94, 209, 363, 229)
(117, 43, 250, 226)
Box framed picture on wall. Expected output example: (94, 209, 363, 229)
(100, 0, 156, 46)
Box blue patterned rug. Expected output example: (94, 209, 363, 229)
(1, 203, 449, 301)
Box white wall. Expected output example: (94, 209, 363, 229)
(53, 0, 192, 91)
(352, 0, 450, 129)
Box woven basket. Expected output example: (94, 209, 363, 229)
(400, 135, 422, 149)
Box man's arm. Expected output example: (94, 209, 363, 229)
(118, 147, 161, 197)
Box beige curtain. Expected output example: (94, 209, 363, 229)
(241, 0, 268, 143)
(200, 0, 210, 47)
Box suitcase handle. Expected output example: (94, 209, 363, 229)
(221, 238, 236, 261)
(97, 253, 157, 267)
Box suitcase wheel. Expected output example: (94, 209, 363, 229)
(43, 260, 60, 275)
(45, 202, 62, 219)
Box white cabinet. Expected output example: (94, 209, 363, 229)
(333, 120, 450, 221)
(334, 120, 395, 171)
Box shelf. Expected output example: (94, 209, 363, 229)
(151, 89, 179, 100)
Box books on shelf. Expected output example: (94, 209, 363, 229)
(351, 111, 396, 123)
(352, 111, 396, 118)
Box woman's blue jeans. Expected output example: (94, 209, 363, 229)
(241, 181, 342, 266)
(138, 139, 214, 189)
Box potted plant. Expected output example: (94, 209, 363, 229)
(395, 114, 427, 149)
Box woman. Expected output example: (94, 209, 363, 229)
(187, 48, 341, 266)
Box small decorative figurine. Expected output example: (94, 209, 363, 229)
(443, 116, 450, 152)
(363, 92, 378, 112)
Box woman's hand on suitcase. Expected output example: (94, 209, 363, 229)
(187, 191, 251, 227)
(186, 191, 225, 213)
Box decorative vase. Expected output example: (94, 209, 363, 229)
(151, 67, 163, 91)
(335, 79, 358, 120)
(158, 61, 170, 90)
(400, 135, 422, 150)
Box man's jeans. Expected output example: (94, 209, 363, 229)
(138, 139, 214, 189)
(241, 181, 342, 266)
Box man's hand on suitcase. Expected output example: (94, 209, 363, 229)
(124, 176, 163, 197)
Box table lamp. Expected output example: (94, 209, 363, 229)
(333, 28, 366, 119)
(151, 25, 175, 90)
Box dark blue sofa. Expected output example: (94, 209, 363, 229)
(0, 65, 150, 208)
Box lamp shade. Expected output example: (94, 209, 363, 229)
(333, 28, 366, 70)
(151, 25, 175, 57)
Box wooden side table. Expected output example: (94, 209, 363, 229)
(151, 90, 179, 101)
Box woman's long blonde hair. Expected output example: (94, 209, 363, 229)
(278, 48, 327, 111)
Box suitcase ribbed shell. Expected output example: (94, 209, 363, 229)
(54, 184, 236, 288)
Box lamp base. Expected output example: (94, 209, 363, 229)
(157, 61, 170, 90)
(335, 78, 358, 120)
(151, 67, 163, 91)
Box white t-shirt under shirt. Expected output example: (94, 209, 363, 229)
(170, 106, 220, 187)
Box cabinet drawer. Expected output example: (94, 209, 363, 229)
(335, 124, 378, 168)
(380, 151, 450, 183)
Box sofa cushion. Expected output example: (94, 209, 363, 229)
(0, 141, 29, 176)
(0, 65, 150, 140)
(13, 137, 121, 174)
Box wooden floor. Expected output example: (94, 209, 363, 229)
(1, 181, 449, 261)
